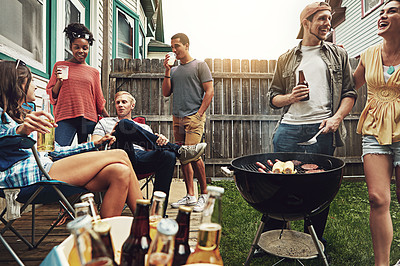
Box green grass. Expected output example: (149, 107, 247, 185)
(211, 180, 400, 265)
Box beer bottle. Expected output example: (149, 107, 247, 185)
(149, 191, 166, 240)
(80, 194, 117, 264)
(74, 202, 90, 218)
(186, 186, 224, 265)
(120, 199, 152, 266)
(67, 215, 113, 266)
(172, 206, 192, 266)
(68, 202, 91, 265)
(298, 70, 309, 101)
(81, 193, 101, 223)
(93, 220, 117, 265)
(146, 218, 179, 266)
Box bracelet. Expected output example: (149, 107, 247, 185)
(164, 76, 171, 78)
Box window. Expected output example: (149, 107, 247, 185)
(64, 0, 82, 60)
(56, 0, 86, 62)
(139, 28, 145, 59)
(117, 10, 135, 58)
(0, 0, 46, 72)
(362, 0, 384, 17)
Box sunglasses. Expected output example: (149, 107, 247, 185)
(15, 59, 27, 69)
(72, 32, 90, 40)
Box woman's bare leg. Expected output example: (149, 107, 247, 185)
(49, 149, 143, 217)
(395, 166, 400, 204)
(364, 154, 393, 266)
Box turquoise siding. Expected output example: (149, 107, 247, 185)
(335, 0, 383, 58)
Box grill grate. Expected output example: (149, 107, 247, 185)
(240, 160, 321, 174)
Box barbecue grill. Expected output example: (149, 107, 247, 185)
(222, 152, 345, 266)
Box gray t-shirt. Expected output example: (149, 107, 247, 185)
(170, 59, 213, 117)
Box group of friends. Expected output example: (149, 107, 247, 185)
(0, 0, 399, 264)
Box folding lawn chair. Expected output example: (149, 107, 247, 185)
(0, 135, 88, 265)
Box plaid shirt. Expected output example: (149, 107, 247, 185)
(0, 109, 96, 188)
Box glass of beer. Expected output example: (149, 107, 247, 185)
(37, 127, 55, 152)
(37, 94, 55, 152)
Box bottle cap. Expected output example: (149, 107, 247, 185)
(207, 186, 224, 195)
(153, 191, 166, 199)
(136, 199, 151, 206)
(157, 218, 178, 236)
(74, 202, 90, 209)
(80, 193, 95, 201)
(93, 220, 111, 235)
(178, 206, 193, 213)
(66, 215, 92, 231)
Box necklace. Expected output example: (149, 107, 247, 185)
(382, 46, 400, 75)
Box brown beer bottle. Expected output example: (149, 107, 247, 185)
(298, 70, 309, 101)
(93, 221, 117, 265)
(172, 206, 192, 266)
(120, 199, 152, 266)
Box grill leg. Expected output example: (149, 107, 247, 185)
(305, 217, 328, 266)
(244, 214, 266, 266)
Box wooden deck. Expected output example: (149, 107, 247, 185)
(0, 180, 202, 265)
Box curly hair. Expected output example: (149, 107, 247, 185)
(63, 22, 95, 46)
(0, 60, 32, 124)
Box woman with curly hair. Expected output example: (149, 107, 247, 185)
(46, 22, 109, 146)
(1, 60, 142, 218)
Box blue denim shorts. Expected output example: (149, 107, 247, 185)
(362, 135, 400, 167)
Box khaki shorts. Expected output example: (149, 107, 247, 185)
(173, 112, 206, 145)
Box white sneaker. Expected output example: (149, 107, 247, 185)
(193, 194, 209, 212)
(171, 195, 197, 208)
(178, 143, 207, 165)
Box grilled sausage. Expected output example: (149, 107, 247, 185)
(305, 169, 325, 173)
(258, 168, 267, 173)
(256, 162, 267, 170)
(267, 160, 274, 167)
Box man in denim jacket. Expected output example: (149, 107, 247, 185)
(265, 2, 357, 247)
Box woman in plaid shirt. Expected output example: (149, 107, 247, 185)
(0, 60, 143, 218)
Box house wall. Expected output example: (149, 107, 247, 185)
(335, 0, 383, 58)
(120, 0, 138, 13)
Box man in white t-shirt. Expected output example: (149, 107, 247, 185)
(264, 1, 357, 250)
(92, 91, 206, 212)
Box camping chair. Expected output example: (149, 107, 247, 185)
(96, 116, 155, 211)
(0, 135, 87, 265)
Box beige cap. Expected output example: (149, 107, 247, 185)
(297, 2, 331, 39)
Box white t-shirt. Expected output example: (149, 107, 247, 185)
(282, 45, 332, 125)
(92, 117, 153, 151)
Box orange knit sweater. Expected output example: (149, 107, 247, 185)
(46, 61, 106, 123)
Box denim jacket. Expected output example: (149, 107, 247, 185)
(268, 41, 357, 147)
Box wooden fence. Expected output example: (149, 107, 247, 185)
(107, 58, 367, 177)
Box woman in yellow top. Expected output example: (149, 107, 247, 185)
(353, 0, 400, 264)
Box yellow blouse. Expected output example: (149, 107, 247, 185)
(356, 43, 400, 145)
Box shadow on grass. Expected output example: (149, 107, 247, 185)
(214, 180, 400, 265)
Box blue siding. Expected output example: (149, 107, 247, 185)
(335, 0, 383, 58)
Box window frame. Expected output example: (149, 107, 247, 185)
(0, 0, 48, 77)
(361, 0, 384, 18)
(113, 1, 143, 59)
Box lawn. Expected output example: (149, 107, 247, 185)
(212, 180, 400, 265)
